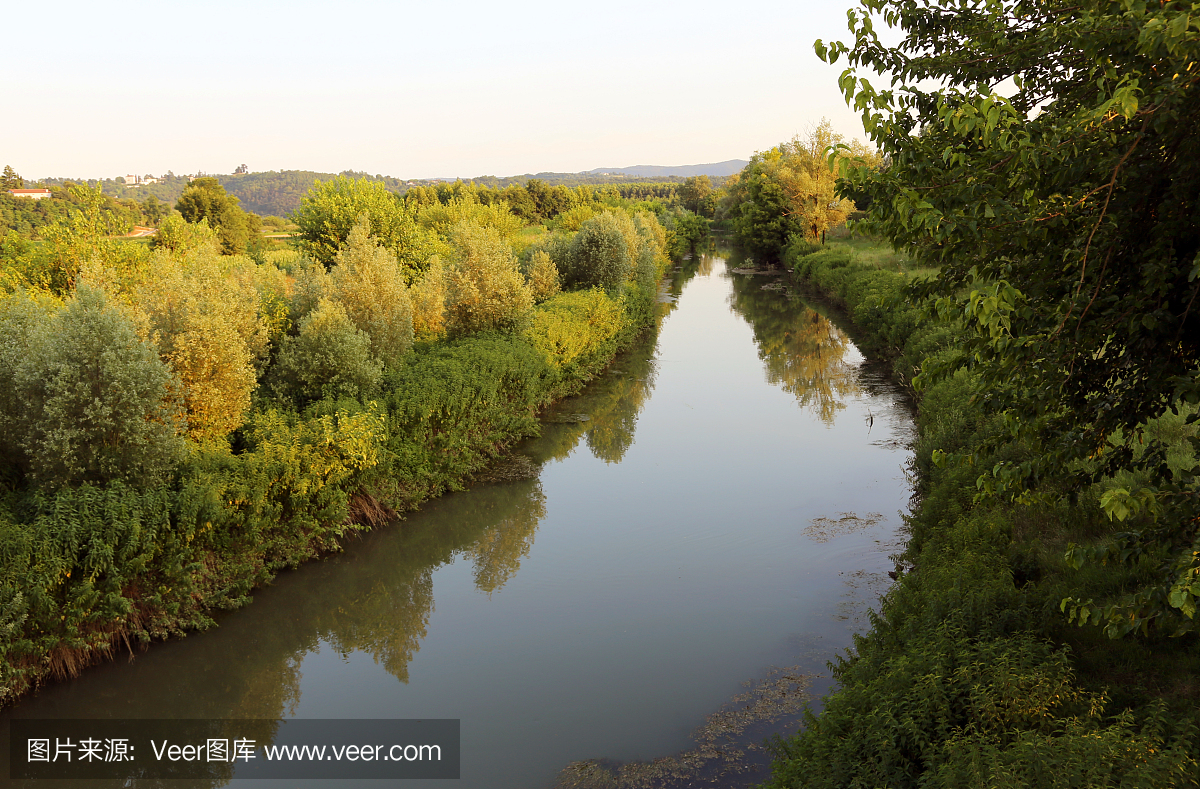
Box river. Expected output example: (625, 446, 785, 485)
(2, 240, 915, 788)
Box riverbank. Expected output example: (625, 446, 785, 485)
(762, 234, 1200, 787)
(0, 256, 669, 708)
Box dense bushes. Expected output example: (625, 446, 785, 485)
(760, 239, 1200, 787)
(0, 190, 675, 705)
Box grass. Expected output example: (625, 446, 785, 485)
(823, 226, 939, 280)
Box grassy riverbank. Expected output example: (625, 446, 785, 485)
(764, 235, 1200, 787)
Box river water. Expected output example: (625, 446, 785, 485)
(2, 242, 915, 788)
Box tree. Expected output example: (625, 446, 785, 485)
(152, 215, 222, 258)
(39, 184, 134, 291)
(731, 154, 803, 260)
(292, 176, 441, 275)
(1, 165, 23, 190)
(175, 177, 256, 255)
(444, 221, 533, 336)
(820, 0, 1200, 635)
(775, 121, 857, 244)
(328, 215, 414, 369)
(680, 175, 714, 215)
(409, 256, 447, 342)
(142, 194, 165, 225)
(7, 286, 185, 488)
(270, 298, 383, 405)
(136, 254, 265, 441)
(563, 213, 632, 291)
(524, 250, 560, 303)
(729, 122, 862, 253)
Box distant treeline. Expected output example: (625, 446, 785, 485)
(12, 168, 725, 221)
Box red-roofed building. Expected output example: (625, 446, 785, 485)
(6, 188, 51, 200)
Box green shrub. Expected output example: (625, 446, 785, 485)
(271, 298, 382, 405)
(12, 286, 186, 489)
(523, 289, 627, 382)
(562, 213, 631, 291)
(376, 335, 555, 508)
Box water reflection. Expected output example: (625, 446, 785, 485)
(724, 252, 860, 424)
(466, 480, 546, 596)
(535, 305, 665, 467)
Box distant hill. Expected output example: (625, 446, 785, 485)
(585, 160, 748, 178)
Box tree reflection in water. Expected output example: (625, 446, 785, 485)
(466, 479, 546, 596)
(725, 254, 859, 423)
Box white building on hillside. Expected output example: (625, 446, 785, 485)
(6, 188, 51, 200)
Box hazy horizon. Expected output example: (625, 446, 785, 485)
(18, 159, 751, 184)
(6, 0, 872, 181)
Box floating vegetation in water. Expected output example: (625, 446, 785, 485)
(730, 266, 775, 276)
(760, 281, 787, 292)
(471, 454, 541, 483)
(554, 666, 811, 788)
(547, 413, 592, 423)
(804, 512, 885, 543)
(835, 569, 892, 625)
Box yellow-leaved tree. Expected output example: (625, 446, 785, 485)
(444, 222, 533, 336)
(524, 250, 560, 304)
(136, 251, 265, 441)
(775, 120, 858, 243)
(328, 215, 414, 369)
(409, 255, 447, 343)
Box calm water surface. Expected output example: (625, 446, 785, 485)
(3, 243, 915, 788)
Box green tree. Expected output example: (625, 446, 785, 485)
(730, 156, 801, 261)
(292, 176, 441, 275)
(142, 194, 165, 225)
(270, 298, 382, 405)
(820, 0, 1200, 635)
(9, 286, 186, 488)
(680, 175, 713, 215)
(39, 184, 135, 291)
(152, 215, 222, 258)
(563, 213, 632, 291)
(1, 165, 23, 190)
(175, 177, 257, 255)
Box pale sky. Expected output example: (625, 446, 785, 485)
(4, 0, 873, 180)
